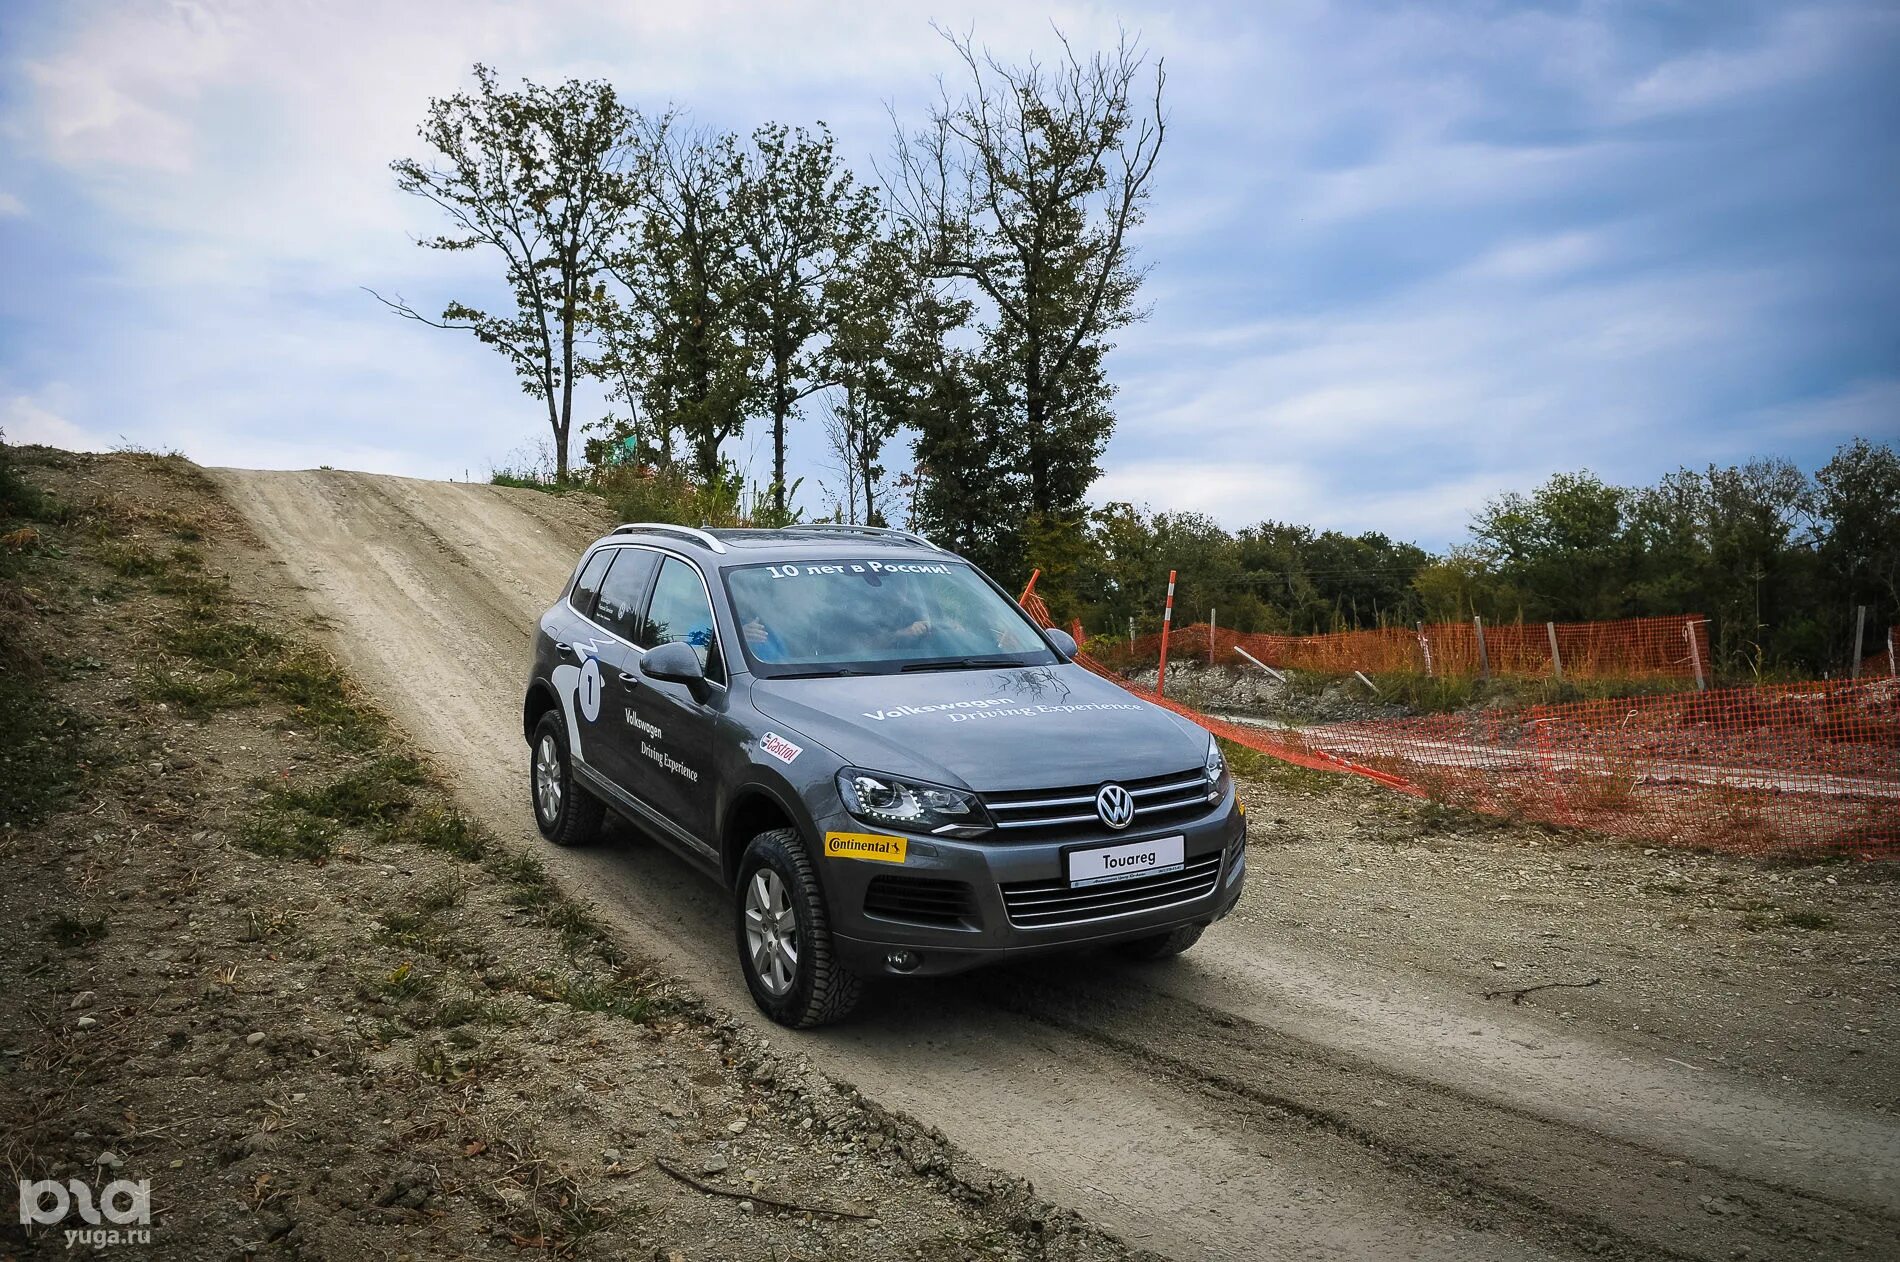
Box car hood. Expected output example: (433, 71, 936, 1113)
(746, 663, 1207, 791)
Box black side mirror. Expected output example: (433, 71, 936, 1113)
(641, 640, 709, 698)
(1044, 627, 1078, 659)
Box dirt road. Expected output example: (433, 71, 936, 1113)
(215, 468, 1900, 1261)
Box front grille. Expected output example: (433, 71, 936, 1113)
(982, 767, 1211, 834)
(863, 875, 977, 927)
(1001, 851, 1223, 928)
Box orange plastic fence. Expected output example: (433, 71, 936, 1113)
(1024, 593, 1900, 857)
(1096, 615, 1713, 682)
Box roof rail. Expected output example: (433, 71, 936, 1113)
(610, 522, 728, 554)
(780, 523, 946, 552)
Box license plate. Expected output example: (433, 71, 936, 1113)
(1068, 835, 1184, 888)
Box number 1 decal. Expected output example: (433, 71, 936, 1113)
(578, 656, 603, 722)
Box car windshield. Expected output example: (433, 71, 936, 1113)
(724, 557, 1058, 677)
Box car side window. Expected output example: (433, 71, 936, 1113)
(641, 557, 725, 686)
(567, 549, 614, 618)
(591, 548, 660, 643)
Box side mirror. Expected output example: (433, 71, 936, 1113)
(1044, 627, 1078, 660)
(641, 640, 708, 697)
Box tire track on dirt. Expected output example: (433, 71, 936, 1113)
(951, 962, 1900, 1259)
(211, 468, 1900, 1262)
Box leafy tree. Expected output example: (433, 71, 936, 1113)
(732, 124, 880, 516)
(819, 228, 919, 525)
(891, 27, 1166, 591)
(1470, 472, 1636, 621)
(892, 281, 1023, 574)
(603, 120, 758, 484)
(379, 65, 636, 482)
(1816, 437, 1900, 630)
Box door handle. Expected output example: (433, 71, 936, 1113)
(618, 672, 641, 685)
(554, 642, 575, 657)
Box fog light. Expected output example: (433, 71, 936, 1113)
(884, 949, 921, 973)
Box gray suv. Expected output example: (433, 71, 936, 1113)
(522, 523, 1246, 1027)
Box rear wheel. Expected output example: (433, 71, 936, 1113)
(1115, 922, 1205, 961)
(735, 828, 862, 1028)
(530, 711, 604, 847)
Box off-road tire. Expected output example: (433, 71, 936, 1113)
(735, 828, 863, 1028)
(530, 711, 604, 847)
(1115, 922, 1206, 962)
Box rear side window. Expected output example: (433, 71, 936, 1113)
(592, 548, 660, 642)
(641, 557, 725, 685)
(567, 549, 614, 617)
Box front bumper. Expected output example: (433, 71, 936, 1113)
(817, 789, 1247, 979)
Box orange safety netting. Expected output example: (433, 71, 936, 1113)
(1094, 615, 1713, 682)
(1022, 589, 1900, 857)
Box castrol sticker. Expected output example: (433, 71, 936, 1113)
(760, 732, 803, 764)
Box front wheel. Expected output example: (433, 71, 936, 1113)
(1115, 922, 1206, 961)
(734, 829, 862, 1028)
(529, 711, 604, 847)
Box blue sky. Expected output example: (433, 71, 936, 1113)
(1, 1, 1895, 547)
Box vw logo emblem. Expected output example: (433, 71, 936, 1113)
(1096, 783, 1135, 830)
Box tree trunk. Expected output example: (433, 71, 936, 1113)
(1025, 337, 1048, 513)
(771, 348, 791, 515)
(558, 284, 577, 484)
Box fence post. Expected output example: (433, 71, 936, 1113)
(1850, 604, 1867, 680)
(1128, 615, 1135, 652)
(1473, 615, 1490, 680)
(1156, 570, 1177, 696)
(1209, 607, 1217, 666)
(1018, 569, 1040, 603)
(1890, 627, 1897, 678)
(1685, 619, 1706, 690)
(1417, 621, 1434, 676)
(1546, 621, 1563, 681)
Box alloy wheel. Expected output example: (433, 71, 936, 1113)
(534, 734, 562, 823)
(743, 868, 799, 997)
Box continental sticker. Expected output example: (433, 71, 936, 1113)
(823, 831, 908, 864)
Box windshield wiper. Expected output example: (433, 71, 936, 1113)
(769, 667, 874, 679)
(900, 657, 1021, 673)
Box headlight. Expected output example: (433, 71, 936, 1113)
(1203, 734, 1229, 801)
(837, 769, 992, 838)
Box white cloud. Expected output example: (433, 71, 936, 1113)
(2, 391, 113, 452)
(0, 192, 24, 216)
(1613, 8, 1879, 121)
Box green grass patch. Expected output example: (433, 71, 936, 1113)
(141, 669, 254, 717)
(509, 968, 658, 1021)
(272, 756, 426, 827)
(239, 757, 435, 861)
(1220, 737, 1349, 796)
(237, 806, 336, 861)
(388, 802, 489, 860)
(377, 961, 432, 1003)
(424, 996, 517, 1029)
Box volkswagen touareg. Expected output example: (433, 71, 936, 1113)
(522, 523, 1246, 1027)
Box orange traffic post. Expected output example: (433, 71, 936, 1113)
(1156, 570, 1177, 696)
